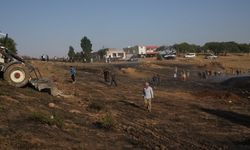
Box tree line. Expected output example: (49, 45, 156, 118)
(0, 36, 93, 62)
(0, 36, 17, 53)
(67, 36, 93, 62)
(158, 42, 250, 55)
(1, 35, 249, 60)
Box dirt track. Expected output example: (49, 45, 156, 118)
(0, 58, 250, 149)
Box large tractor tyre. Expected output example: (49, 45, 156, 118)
(3, 64, 29, 88)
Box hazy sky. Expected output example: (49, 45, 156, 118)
(0, 0, 250, 57)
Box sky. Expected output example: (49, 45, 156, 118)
(0, 0, 250, 57)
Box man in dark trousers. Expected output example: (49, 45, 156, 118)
(103, 68, 110, 82)
(156, 74, 160, 86)
(110, 71, 117, 87)
(70, 66, 76, 84)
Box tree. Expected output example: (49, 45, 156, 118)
(74, 52, 84, 62)
(0, 36, 17, 54)
(203, 42, 249, 55)
(238, 43, 250, 53)
(156, 46, 168, 51)
(173, 43, 199, 53)
(222, 42, 240, 54)
(80, 36, 92, 62)
(203, 42, 222, 55)
(97, 48, 108, 59)
(67, 46, 75, 61)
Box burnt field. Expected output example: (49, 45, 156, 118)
(0, 56, 250, 149)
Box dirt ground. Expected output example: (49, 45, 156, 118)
(0, 55, 250, 149)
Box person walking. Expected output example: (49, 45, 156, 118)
(143, 82, 154, 112)
(156, 74, 160, 86)
(186, 70, 190, 80)
(174, 66, 178, 79)
(151, 74, 157, 88)
(70, 66, 76, 84)
(110, 71, 117, 87)
(103, 69, 110, 82)
(181, 70, 187, 81)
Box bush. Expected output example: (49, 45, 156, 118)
(157, 54, 163, 60)
(29, 112, 64, 128)
(94, 112, 116, 130)
(88, 101, 105, 112)
(0, 105, 4, 112)
(99, 113, 116, 130)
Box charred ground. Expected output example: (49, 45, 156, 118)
(0, 56, 250, 149)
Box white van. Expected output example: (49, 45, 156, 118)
(184, 53, 196, 58)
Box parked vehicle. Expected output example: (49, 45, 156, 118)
(126, 54, 139, 62)
(163, 53, 176, 60)
(158, 49, 177, 60)
(184, 53, 196, 58)
(205, 53, 218, 59)
(0, 32, 54, 92)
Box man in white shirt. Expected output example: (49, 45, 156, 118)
(143, 82, 154, 112)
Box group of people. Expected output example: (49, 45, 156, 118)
(69, 66, 118, 87)
(69, 66, 154, 112)
(173, 67, 190, 81)
(180, 70, 190, 81)
(41, 54, 49, 61)
(235, 69, 242, 76)
(68, 65, 250, 113)
(198, 70, 222, 79)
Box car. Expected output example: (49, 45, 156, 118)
(128, 57, 138, 62)
(163, 53, 176, 60)
(184, 53, 196, 58)
(205, 53, 218, 59)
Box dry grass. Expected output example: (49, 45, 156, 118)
(29, 112, 64, 128)
(0, 55, 249, 149)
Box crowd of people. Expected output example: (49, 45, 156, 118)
(41, 54, 49, 61)
(67, 65, 247, 113)
(67, 66, 199, 112)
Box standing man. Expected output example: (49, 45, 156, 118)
(151, 74, 157, 88)
(143, 82, 154, 112)
(110, 71, 117, 87)
(174, 66, 178, 79)
(46, 55, 49, 61)
(181, 70, 187, 81)
(156, 74, 160, 86)
(70, 66, 76, 84)
(103, 68, 110, 82)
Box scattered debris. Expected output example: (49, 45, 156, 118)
(69, 109, 81, 114)
(48, 103, 55, 108)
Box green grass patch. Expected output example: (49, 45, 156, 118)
(95, 112, 116, 130)
(87, 100, 105, 112)
(29, 112, 64, 128)
(0, 105, 5, 112)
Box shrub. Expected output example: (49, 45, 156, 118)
(29, 112, 64, 128)
(88, 101, 105, 112)
(97, 112, 116, 130)
(0, 105, 4, 112)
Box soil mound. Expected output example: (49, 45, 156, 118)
(120, 67, 149, 78)
(221, 76, 250, 89)
(199, 62, 225, 71)
(194, 89, 241, 100)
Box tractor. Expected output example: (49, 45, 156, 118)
(0, 32, 56, 94)
(0, 32, 32, 87)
